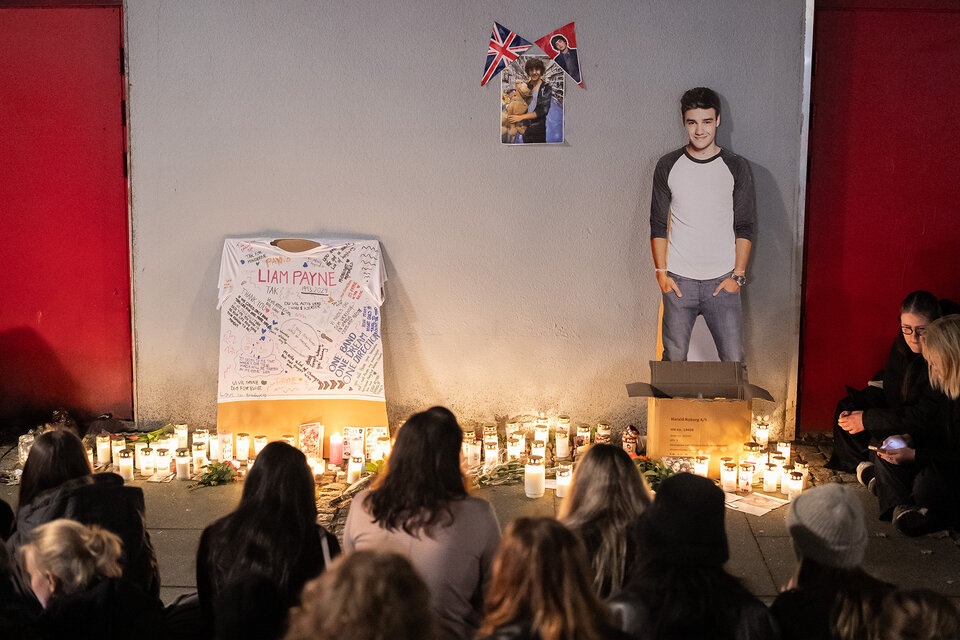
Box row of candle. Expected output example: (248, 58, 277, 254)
(692, 440, 807, 499)
(463, 420, 612, 469)
(523, 458, 573, 499)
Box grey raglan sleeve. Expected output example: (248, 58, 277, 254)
(729, 154, 756, 241)
(649, 154, 675, 239)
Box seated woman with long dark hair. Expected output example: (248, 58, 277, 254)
(477, 517, 631, 640)
(827, 290, 941, 484)
(8, 429, 159, 600)
(343, 406, 501, 640)
(196, 441, 340, 639)
(609, 473, 778, 640)
(872, 314, 960, 536)
(558, 444, 652, 599)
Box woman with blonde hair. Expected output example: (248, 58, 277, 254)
(872, 314, 960, 535)
(477, 517, 631, 640)
(19, 518, 165, 639)
(284, 551, 436, 640)
(558, 444, 652, 598)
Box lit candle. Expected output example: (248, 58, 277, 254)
(347, 456, 364, 483)
(794, 460, 809, 484)
(777, 441, 792, 462)
(209, 433, 221, 462)
(534, 424, 549, 444)
(236, 433, 250, 462)
(575, 425, 591, 455)
(141, 448, 155, 476)
(787, 470, 805, 500)
(694, 454, 710, 477)
(483, 442, 499, 470)
(467, 439, 482, 468)
(738, 463, 754, 493)
(134, 441, 150, 471)
(155, 448, 170, 474)
(781, 464, 795, 491)
(176, 448, 191, 480)
(595, 423, 611, 445)
(175, 424, 189, 449)
(193, 442, 207, 471)
(483, 426, 498, 446)
(556, 463, 572, 497)
(507, 436, 521, 460)
(377, 436, 391, 461)
(111, 436, 126, 466)
(770, 454, 786, 487)
(85, 446, 94, 467)
(763, 462, 779, 493)
(742, 442, 762, 466)
(531, 439, 546, 459)
(524, 455, 546, 498)
(555, 429, 570, 459)
(96, 435, 111, 465)
(557, 415, 571, 435)
(755, 423, 770, 448)
(218, 432, 233, 461)
(281, 434, 296, 447)
(118, 449, 134, 482)
(193, 429, 210, 454)
(720, 462, 738, 492)
(462, 431, 475, 456)
(329, 433, 344, 465)
(253, 435, 268, 457)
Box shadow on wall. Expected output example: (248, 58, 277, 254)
(0, 327, 83, 430)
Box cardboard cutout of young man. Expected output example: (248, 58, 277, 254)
(649, 87, 756, 364)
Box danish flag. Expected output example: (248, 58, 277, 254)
(481, 22, 532, 87)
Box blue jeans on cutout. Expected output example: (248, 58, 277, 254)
(661, 271, 744, 363)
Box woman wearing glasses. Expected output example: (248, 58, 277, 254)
(826, 291, 942, 484)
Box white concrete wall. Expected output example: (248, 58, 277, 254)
(126, 0, 808, 438)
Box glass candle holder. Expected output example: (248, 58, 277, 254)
(377, 436, 391, 461)
(575, 425, 591, 455)
(531, 439, 546, 459)
(236, 433, 250, 462)
(134, 441, 150, 471)
(96, 434, 111, 465)
(556, 463, 573, 498)
(192, 442, 207, 471)
(155, 448, 170, 474)
(754, 423, 770, 448)
(118, 449, 134, 482)
(193, 429, 210, 451)
(505, 422, 519, 439)
(209, 433, 221, 462)
(467, 440, 482, 468)
(141, 448, 155, 476)
(253, 435, 268, 457)
(781, 464, 795, 491)
(218, 432, 233, 461)
(85, 446, 94, 467)
(176, 449, 191, 480)
(524, 455, 545, 498)
(506, 436, 521, 460)
(738, 463, 754, 493)
(794, 460, 809, 484)
(462, 432, 474, 457)
(788, 471, 805, 500)
(555, 429, 570, 459)
(770, 454, 787, 482)
(281, 434, 296, 447)
(763, 462, 779, 493)
(328, 433, 344, 465)
(111, 436, 126, 465)
(720, 462, 738, 492)
(742, 441, 762, 465)
(483, 442, 499, 471)
(595, 423, 612, 445)
(347, 456, 364, 483)
(694, 454, 710, 477)
(557, 415, 570, 432)
(174, 424, 189, 449)
(777, 441, 792, 462)
(534, 424, 549, 444)
(482, 426, 498, 446)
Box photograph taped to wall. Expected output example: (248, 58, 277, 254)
(500, 55, 564, 144)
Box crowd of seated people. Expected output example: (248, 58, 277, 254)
(1, 395, 959, 639)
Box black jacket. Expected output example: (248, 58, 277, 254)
(861, 335, 929, 438)
(39, 577, 165, 640)
(7, 473, 160, 599)
(479, 618, 632, 640)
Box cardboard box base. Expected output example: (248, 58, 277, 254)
(646, 396, 751, 479)
(217, 398, 388, 459)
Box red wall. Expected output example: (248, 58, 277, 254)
(0, 8, 132, 428)
(799, 1, 960, 431)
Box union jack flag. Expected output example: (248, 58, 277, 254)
(481, 22, 532, 87)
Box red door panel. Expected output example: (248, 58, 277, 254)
(0, 7, 132, 427)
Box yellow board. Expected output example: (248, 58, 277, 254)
(217, 398, 388, 458)
(646, 397, 751, 479)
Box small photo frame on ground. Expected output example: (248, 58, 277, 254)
(500, 55, 565, 145)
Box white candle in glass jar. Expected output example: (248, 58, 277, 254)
(738, 463, 754, 493)
(534, 424, 549, 444)
(134, 441, 150, 471)
(763, 463, 779, 492)
(483, 442, 499, 469)
(176, 449, 191, 479)
(236, 433, 250, 462)
(482, 426, 498, 446)
(281, 434, 296, 447)
(218, 432, 233, 461)
(253, 435, 268, 457)
(794, 460, 809, 484)
(174, 424, 189, 449)
(555, 429, 570, 459)
(781, 464, 795, 491)
(787, 470, 805, 500)
(209, 434, 221, 462)
(694, 454, 710, 477)
(96, 435, 111, 465)
(770, 455, 786, 488)
(755, 424, 770, 448)
(328, 433, 343, 465)
(575, 425, 591, 455)
(531, 439, 546, 459)
(377, 436, 392, 461)
(524, 455, 545, 498)
(155, 448, 170, 474)
(506, 436, 521, 460)
(193, 442, 207, 471)
(141, 448, 155, 476)
(720, 462, 738, 493)
(118, 449, 134, 482)
(193, 429, 210, 451)
(347, 456, 364, 483)
(111, 436, 126, 465)
(556, 464, 572, 498)
(777, 441, 791, 462)
(468, 440, 482, 468)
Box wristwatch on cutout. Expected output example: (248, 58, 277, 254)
(732, 274, 747, 287)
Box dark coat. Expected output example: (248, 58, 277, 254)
(38, 577, 166, 640)
(478, 618, 632, 640)
(7, 473, 160, 599)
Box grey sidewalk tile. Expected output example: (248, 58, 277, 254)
(150, 528, 202, 589)
(726, 510, 779, 597)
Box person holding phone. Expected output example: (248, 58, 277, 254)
(871, 314, 960, 536)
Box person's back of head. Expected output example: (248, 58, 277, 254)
(871, 589, 960, 640)
(479, 517, 609, 640)
(923, 314, 960, 400)
(18, 430, 92, 511)
(367, 406, 467, 535)
(285, 551, 435, 640)
(559, 444, 651, 597)
(900, 290, 942, 322)
(19, 519, 122, 607)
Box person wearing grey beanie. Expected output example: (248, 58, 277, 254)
(771, 484, 893, 640)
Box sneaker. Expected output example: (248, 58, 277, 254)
(893, 504, 932, 537)
(856, 461, 875, 487)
